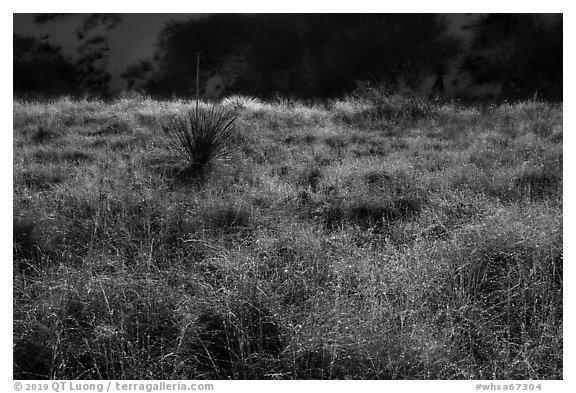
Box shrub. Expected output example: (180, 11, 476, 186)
(162, 105, 236, 174)
(354, 81, 438, 125)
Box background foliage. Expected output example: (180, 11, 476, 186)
(15, 14, 562, 101)
(148, 14, 461, 98)
(461, 14, 562, 100)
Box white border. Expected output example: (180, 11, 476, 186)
(3, 4, 573, 392)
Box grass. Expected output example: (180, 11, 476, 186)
(13, 93, 562, 379)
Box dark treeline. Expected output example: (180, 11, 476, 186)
(14, 14, 121, 99)
(13, 14, 563, 101)
(146, 14, 461, 99)
(462, 14, 562, 101)
(13, 34, 80, 97)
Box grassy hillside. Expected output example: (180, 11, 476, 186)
(13, 92, 562, 379)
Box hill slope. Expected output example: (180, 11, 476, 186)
(13, 94, 562, 379)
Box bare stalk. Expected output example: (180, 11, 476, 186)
(196, 52, 200, 116)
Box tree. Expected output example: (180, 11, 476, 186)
(76, 35, 111, 97)
(122, 60, 153, 91)
(149, 14, 461, 99)
(13, 34, 79, 97)
(31, 13, 122, 97)
(74, 14, 122, 40)
(462, 14, 562, 100)
(148, 14, 257, 97)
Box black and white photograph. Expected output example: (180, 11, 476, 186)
(10, 6, 564, 385)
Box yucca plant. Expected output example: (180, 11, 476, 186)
(162, 53, 237, 174)
(162, 105, 237, 173)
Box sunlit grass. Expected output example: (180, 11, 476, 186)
(13, 93, 562, 379)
